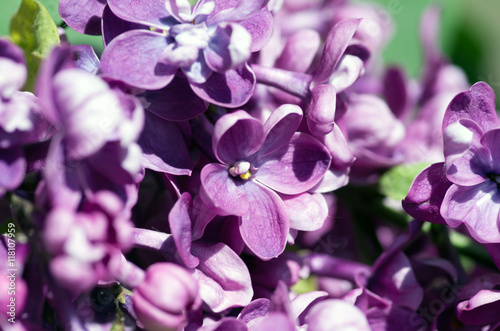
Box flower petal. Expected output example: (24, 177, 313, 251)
(205, 23, 252, 73)
(0, 38, 27, 93)
(256, 133, 331, 195)
(200, 163, 249, 216)
(307, 84, 336, 136)
(402, 162, 451, 224)
(442, 81, 500, 132)
(190, 63, 256, 107)
(107, 0, 176, 29)
(138, 112, 193, 175)
(212, 110, 264, 164)
(312, 18, 361, 84)
(457, 290, 500, 326)
(169, 192, 200, 268)
(0, 147, 25, 194)
(307, 299, 371, 331)
(275, 29, 321, 73)
(102, 5, 149, 46)
(258, 104, 303, 158)
(480, 128, 500, 175)
(59, 0, 105, 35)
(443, 119, 489, 186)
(191, 242, 253, 312)
(100, 30, 177, 90)
(280, 192, 327, 231)
(238, 181, 289, 260)
(441, 182, 500, 243)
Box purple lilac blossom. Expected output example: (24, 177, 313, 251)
(99, 0, 272, 107)
(198, 104, 331, 259)
(404, 82, 500, 244)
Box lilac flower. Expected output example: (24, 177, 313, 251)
(133, 262, 202, 331)
(100, 0, 272, 107)
(198, 104, 331, 259)
(404, 82, 500, 244)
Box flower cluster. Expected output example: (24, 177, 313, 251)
(2, 0, 500, 330)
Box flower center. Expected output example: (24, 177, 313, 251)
(229, 161, 252, 180)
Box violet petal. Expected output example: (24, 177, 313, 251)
(191, 242, 253, 312)
(200, 163, 249, 216)
(212, 110, 264, 164)
(442, 81, 500, 133)
(190, 63, 256, 107)
(169, 192, 200, 268)
(138, 112, 193, 175)
(107, 0, 176, 29)
(307, 84, 337, 136)
(59, 0, 106, 35)
(0, 147, 26, 193)
(312, 18, 361, 84)
(100, 30, 177, 90)
(256, 133, 331, 195)
(238, 180, 289, 260)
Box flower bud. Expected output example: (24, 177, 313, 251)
(133, 263, 201, 331)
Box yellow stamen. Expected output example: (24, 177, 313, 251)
(239, 171, 251, 180)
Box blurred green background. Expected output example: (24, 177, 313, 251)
(1, 0, 500, 106)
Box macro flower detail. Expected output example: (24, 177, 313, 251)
(199, 105, 331, 259)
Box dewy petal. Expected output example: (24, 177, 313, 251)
(212, 110, 264, 164)
(138, 112, 193, 175)
(59, 0, 106, 35)
(441, 182, 500, 243)
(442, 81, 500, 133)
(169, 192, 200, 268)
(200, 163, 249, 216)
(402, 162, 452, 224)
(189, 63, 256, 107)
(52, 69, 124, 160)
(0, 147, 26, 193)
(191, 242, 253, 313)
(107, 0, 176, 29)
(312, 18, 361, 84)
(307, 84, 337, 137)
(141, 76, 208, 122)
(280, 192, 328, 231)
(256, 133, 331, 195)
(444, 119, 489, 186)
(100, 30, 177, 90)
(258, 104, 303, 158)
(238, 180, 289, 260)
(275, 29, 321, 73)
(205, 23, 252, 73)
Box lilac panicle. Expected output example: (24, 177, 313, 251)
(199, 104, 331, 259)
(100, 0, 272, 107)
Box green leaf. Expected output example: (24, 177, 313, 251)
(9, 0, 60, 91)
(379, 163, 431, 201)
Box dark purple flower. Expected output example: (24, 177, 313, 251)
(198, 105, 331, 259)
